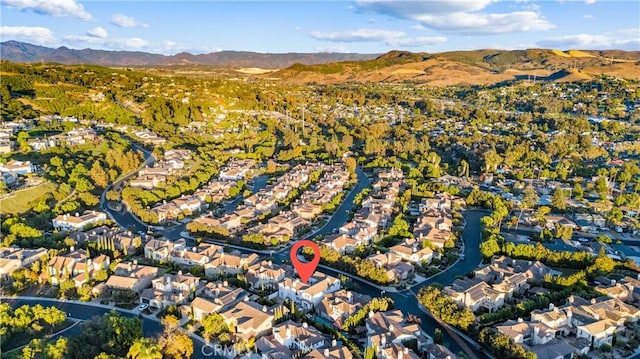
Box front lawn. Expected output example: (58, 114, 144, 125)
(0, 181, 57, 215)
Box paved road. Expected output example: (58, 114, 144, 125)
(197, 166, 489, 359)
(304, 166, 371, 239)
(268, 207, 489, 358)
(162, 175, 270, 241)
(100, 142, 155, 235)
(89, 154, 490, 358)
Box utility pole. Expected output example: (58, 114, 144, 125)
(301, 106, 305, 137)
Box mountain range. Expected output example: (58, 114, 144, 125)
(0, 41, 378, 68)
(2, 41, 639, 86)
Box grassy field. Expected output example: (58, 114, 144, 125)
(0, 181, 57, 215)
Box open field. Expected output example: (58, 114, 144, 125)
(236, 67, 277, 74)
(0, 181, 57, 215)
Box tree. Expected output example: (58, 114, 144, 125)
(434, 328, 444, 345)
(59, 280, 76, 298)
(555, 225, 573, 241)
(345, 157, 357, 174)
(606, 207, 623, 225)
(573, 183, 584, 200)
(517, 185, 539, 230)
(417, 286, 475, 330)
(551, 188, 566, 211)
(458, 159, 470, 178)
(94, 269, 108, 282)
(161, 332, 193, 359)
(480, 237, 501, 259)
(159, 315, 193, 359)
(127, 338, 162, 359)
(596, 177, 609, 198)
(266, 160, 277, 173)
(483, 149, 502, 173)
(201, 313, 228, 342)
(45, 337, 69, 359)
(90, 160, 109, 188)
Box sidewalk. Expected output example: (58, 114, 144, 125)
(5, 318, 81, 353)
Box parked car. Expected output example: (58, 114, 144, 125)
(137, 303, 149, 311)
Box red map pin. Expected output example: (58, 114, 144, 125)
(290, 240, 320, 284)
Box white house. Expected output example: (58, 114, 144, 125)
(278, 272, 341, 311)
(0, 160, 34, 175)
(52, 211, 107, 232)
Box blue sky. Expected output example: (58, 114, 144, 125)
(1, 0, 638, 54)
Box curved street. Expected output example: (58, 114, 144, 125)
(77, 138, 489, 359)
(100, 142, 155, 235)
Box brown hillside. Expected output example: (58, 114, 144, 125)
(274, 48, 640, 86)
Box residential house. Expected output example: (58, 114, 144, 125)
(577, 320, 617, 349)
(366, 310, 431, 357)
(52, 211, 107, 232)
(140, 271, 200, 309)
(278, 272, 341, 311)
(322, 234, 360, 255)
(272, 320, 326, 352)
(170, 243, 221, 266)
(144, 238, 186, 262)
(475, 256, 556, 283)
(317, 289, 371, 329)
(0, 160, 33, 175)
(45, 248, 108, 287)
(381, 344, 421, 359)
(218, 159, 255, 181)
(130, 175, 166, 189)
(219, 299, 275, 341)
(496, 319, 557, 346)
(390, 238, 434, 264)
(246, 260, 288, 291)
(28, 138, 56, 151)
(0, 246, 47, 279)
(105, 262, 159, 294)
(305, 344, 353, 359)
(204, 251, 259, 277)
(424, 344, 456, 359)
(442, 278, 506, 312)
(0, 138, 12, 154)
(367, 252, 415, 283)
(191, 282, 247, 321)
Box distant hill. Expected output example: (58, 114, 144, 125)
(0, 41, 378, 68)
(3, 41, 639, 85)
(275, 48, 640, 86)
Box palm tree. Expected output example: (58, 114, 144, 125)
(127, 338, 162, 359)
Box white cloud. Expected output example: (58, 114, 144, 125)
(0, 25, 55, 44)
(0, 0, 91, 20)
(64, 34, 150, 50)
(110, 14, 147, 28)
(316, 45, 350, 53)
(62, 34, 218, 54)
(354, 0, 554, 35)
(537, 28, 640, 50)
(583, 14, 593, 19)
(392, 36, 447, 47)
(417, 11, 554, 34)
(311, 28, 406, 43)
(310, 28, 445, 47)
(87, 26, 108, 39)
(584, 0, 596, 4)
(355, 0, 496, 17)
